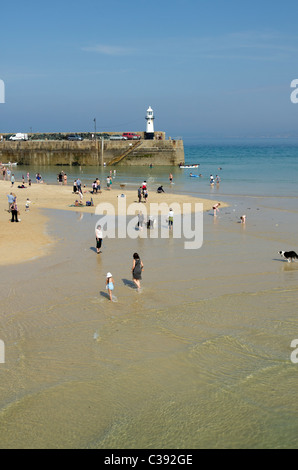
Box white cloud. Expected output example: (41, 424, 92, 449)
(81, 44, 136, 56)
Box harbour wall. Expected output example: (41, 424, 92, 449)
(0, 139, 184, 166)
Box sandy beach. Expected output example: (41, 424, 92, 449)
(0, 152, 298, 449)
(0, 179, 227, 266)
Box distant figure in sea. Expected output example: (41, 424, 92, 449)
(106, 272, 115, 301)
(210, 174, 214, 185)
(240, 215, 246, 224)
(169, 173, 173, 183)
(213, 203, 220, 216)
(132, 253, 144, 290)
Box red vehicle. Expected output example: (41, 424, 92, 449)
(122, 132, 141, 140)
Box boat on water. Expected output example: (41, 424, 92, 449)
(179, 164, 199, 169)
(1, 162, 18, 166)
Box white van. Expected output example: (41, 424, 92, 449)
(9, 133, 28, 141)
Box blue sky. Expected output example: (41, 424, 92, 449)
(1, 0, 298, 141)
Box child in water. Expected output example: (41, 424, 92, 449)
(106, 272, 115, 301)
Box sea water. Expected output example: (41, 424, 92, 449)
(0, 140, 298, 449)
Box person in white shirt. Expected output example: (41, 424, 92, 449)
(25, 198, 31, 211)
(168, 208, 174, 230)
(95, 225, 103, 254)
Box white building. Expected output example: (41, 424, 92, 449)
(145, 106, 154, 139)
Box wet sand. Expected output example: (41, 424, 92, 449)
(0, 192, 297, 448)
(0, 180, 227, 266)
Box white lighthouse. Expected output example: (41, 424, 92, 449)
(145, 106, 155, 140)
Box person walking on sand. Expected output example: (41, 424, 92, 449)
(132, 252, 144, 290)
(76, 178, 82, 192)
(106, 272, 115, 301)
(95, 224, 103, 254)
(25, 198, 31, 211)
(137, 211, 144, 230)
(7, 192, 14, 212)
(143, 188, 148, 203)
(142, 181, 147, 196)
(10, 173, 15, 187)
(138, 186, 142, 203)
(168, 208, 174, 230)
(213, 203, 220, 216)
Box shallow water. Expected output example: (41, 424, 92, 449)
(1, 143, 298, 448)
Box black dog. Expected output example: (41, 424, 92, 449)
(278, 251, 298, 262)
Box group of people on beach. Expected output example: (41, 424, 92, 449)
(1, 164, 11, 181)
(57, 171, 67, 185)
(6, 191, 31, 222)
(98, 177, 176, 300)
(137, 181, 148, 203)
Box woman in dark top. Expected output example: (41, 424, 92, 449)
(11, 201, 19, 222)
(132, 252, 144, 290)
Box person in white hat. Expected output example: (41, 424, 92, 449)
(106, 272, 115, 301)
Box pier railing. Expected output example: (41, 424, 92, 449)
(108, 141, 143, 166)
